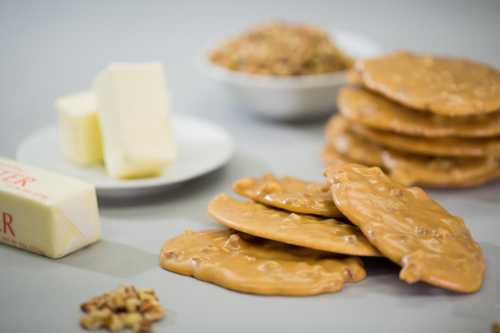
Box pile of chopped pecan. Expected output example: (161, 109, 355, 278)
(210, 22, 353, 76)
(80, 285, 166, 333)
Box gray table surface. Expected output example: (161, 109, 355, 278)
(1, 1, 499, 332)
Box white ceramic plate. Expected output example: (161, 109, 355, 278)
(200, 30, 382, 120)
(16, 114, 234, 198)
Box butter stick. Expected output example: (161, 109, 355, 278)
(0, 158, 101, 258)
(55, 92, 103, 166)
(94, 63, 176, 179)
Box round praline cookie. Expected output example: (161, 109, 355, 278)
(208, 194, 380, 257)
(338, 86, 500, 138)
(323, 115, 500, 187)
(324, 163, 485, 293)
(160, 230, 366, 296)
(350, 121, 500, 158)
(232, 173, 342, 217)
(357, 51, 500, 116)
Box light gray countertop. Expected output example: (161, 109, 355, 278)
(1, 1, 499, 332)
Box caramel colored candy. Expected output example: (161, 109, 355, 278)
(323, 116, 500, 187)
(345, 70, 363, 85)
(324, 116, 384, 166)
(338, 86, 500, 138)
(322, 145, 359, 167)
(208, 194, 380, 256)
(357, 51, 500, 116)
(160, 230, 366, 296)
(233, 174, 342, 217)
(325, 163, 485, 293)
(382, 152, 500, 188)
(350, 121, 500, 158)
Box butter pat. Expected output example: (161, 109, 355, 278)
(94, 63, 176, 179)
(0, 158, 101, 258)
(55, 92, 103, 165)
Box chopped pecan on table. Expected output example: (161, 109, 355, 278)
(80, 285, 166, 333)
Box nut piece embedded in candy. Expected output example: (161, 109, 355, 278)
(80, 285, 166, 333)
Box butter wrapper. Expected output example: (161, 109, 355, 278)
(0, 158, 101, 258)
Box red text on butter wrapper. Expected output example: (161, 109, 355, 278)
(2, 212, 15, 238)
(0, 169, 36, 188)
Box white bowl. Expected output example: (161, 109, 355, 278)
(200, 30, 382, 120)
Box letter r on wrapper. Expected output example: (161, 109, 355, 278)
(2, 212, 15, 238)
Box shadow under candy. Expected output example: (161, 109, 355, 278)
(356, 256, 450, 297)
(56, 239, 158, 278)
(451, 242, 500, 320)
(354, 242, 500, 303)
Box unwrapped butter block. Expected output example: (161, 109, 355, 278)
(55, 92, 103, 165)
(0, 158, 101, 258)
(94, 63, 176, 179)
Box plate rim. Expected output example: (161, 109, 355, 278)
(16, 114, 234, 192)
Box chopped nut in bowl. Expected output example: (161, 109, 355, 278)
(201, 22, 381, 120)
(209, 22, 353, 76)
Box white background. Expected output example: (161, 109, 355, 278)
(0, 1, 499, 332)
